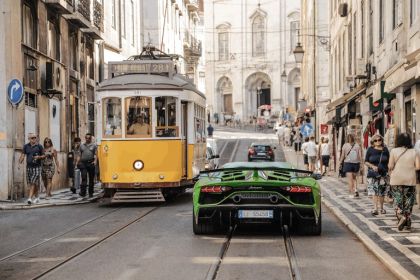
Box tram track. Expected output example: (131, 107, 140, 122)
(31, 207, 157, 280)
(205, 224, 302, 280)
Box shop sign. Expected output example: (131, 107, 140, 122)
(369, 96, 382, 112)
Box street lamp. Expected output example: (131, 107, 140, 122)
(293, 42, 304, 63)
(281, 70, 287, 82)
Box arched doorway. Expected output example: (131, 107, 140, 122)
(216, 76, 233, 115)
(287, 68, 301, 112)
(245, 72, 271, 118)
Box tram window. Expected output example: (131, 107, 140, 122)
(103, 97, 122, 137)
(126, 97, 151, 137)
(155, 96, 178, 137)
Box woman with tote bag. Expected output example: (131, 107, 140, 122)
(388, 133, 420, 231)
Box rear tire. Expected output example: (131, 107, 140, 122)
(193, 209, 215, 235)
(299, 211, 322, 236)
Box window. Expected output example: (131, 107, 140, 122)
(392, 0, 402, 29)
(24, 55, 37, 91)
(22, 3, 36, 48)
(218, 31, 229, 60)
(155, 97, 178, 137)
(369, 0, 373, 55)
(86, 40, 94, 79)
(290, 21, 299, 53)
(69, 31, 78, 71)
(379, 0, 384, 43)
(348, 23, 352, 75)
(411, 0, 419, 26)
(353, 13, 357, 74)
(103, 98, 122, 137)
(361, 0, 365, 58)
(194, 104, 205, 143)
(252, 16, 265, 57)
(131, 0, 135, 45)
(47, 19, 59, 60)
(112, 0, 116, 29)
(126, 97, 151, 138)
(121, 0, 126, 38)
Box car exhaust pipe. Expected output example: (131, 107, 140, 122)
(269, 195, 279, 204)
(232, 195, 241, 204)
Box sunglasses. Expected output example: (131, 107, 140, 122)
(373, 139, 382, 142)
(30, 137, 37, 139)
(45, 140, 51, 143)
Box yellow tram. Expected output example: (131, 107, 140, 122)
(96, 48, 206, 202)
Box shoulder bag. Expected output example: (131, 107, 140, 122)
(367, 150, 384, 178)
(339, 144, 355, 177)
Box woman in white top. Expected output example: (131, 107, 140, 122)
(340, 134, 363, 198)
(388, 133, 420, 231)
(320, 138, 331, 175)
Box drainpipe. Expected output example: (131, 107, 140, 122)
(313, 0, 317, 141)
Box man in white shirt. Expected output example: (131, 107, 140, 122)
(301, 137, 309, 170)
(303, 136, 318, 172)
(276, 124, 285, 145)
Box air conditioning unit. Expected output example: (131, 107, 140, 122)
(338, 3, 348, 17)
(356, 59, 366, 76)
(46, 61, 65, 93)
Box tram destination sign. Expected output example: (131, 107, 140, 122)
(108, 61, 175, 78)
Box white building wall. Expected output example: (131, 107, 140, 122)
(205, 0, 300, 123)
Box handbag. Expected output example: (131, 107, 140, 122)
(339, 144, 355, 177)
(367, 150, 384, 178)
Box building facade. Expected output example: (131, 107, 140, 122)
(204, 0, 301, 124)
(0, 0, 104, 200)
(141, 0, 202, 86)
(300, 0, 330, 138)
(327, 0, 420, 167)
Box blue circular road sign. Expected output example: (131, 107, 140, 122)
(300, 123, 314, 137)
(7, 79, 24, 106)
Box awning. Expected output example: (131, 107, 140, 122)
(384, 49, 420, 93)
(326, 84, 366, 112)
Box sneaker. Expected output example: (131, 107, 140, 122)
(33, 197, 40, 204)
(405, 218, 412, 230)
(88, 194, 94, 198)
(397, 216, 407, 231)
(79, 192, 86, 197)
(354, 191, 359, 198)
(27, 198, 32, 205)
(70, 187, 76, 194)
(371, 209, 379, 216)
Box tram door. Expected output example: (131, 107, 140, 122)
(181, 102, 188, 178)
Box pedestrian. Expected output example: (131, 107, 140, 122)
(301, 137, 310, 170)
(340, 134, 363, 198)
(318, 137, 324, 172)
(284, 125, 291, 147)
(320, 138, 331, 175)
(18, 133, 45, 204)
(293, 128, 302, 152)
(388, 133, 420, 231)
(70, 137, 82, 194)
(414, 136, 420, 209)
(276, 123, 284, 145)
(364, 134, 389, 216)
(76, 133, 97, 198)
(304, 136, 318, 172)
(41, 137, 60, 199)
(207, 123, 214, 137)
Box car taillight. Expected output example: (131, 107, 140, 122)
(248, 148, 255, 155)
(201, 186, 232, 193)
(287, 186, 312, 193)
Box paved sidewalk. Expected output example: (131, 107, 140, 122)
(283, 146, 420, 280)
(0, 184, 102, 210)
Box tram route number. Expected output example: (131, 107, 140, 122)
(110, 62, 172, 75)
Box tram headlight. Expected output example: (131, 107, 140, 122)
(133, 160, 144, 171)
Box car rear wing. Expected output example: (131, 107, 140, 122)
(199, 167, 313, 175)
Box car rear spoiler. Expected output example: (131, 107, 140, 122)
(199, 167, 313, 175)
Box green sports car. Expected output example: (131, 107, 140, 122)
(193, 162, 321, 235)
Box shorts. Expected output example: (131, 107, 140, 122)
(27, 166, 41, 184)
(321, 155, 330, 166)
(303, 154, 308, 165)
(343, 162, 360, 174)
(42, 164, 55, 179)
(308, 156, 317, 164)
(294, 142, 301, 152)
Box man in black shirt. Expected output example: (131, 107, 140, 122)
(18, 133, 45, 205)
(76, 133, 97, 198)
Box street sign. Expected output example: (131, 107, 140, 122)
(300, 123, 314, 137)
(7, 79, 24, 106)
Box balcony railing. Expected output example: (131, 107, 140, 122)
(184, 31, 202, 57)
(77, 0, 91, 21)
(93, 0, 104, 31)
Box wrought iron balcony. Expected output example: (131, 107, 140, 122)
(76, 0, 90, 21)
(44, 0, 74, 14)
(93, 0, 104, 31)
(183, 31, 202, 57)
(63, 0, 103, 39)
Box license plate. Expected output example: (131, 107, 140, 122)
(238, 210, 273, 219)
(257, 153, 266, 156)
